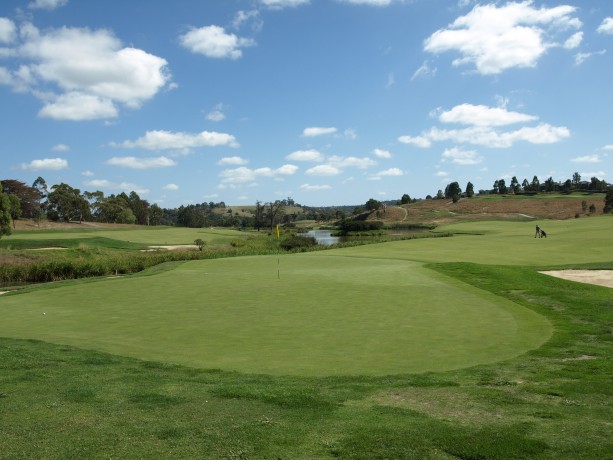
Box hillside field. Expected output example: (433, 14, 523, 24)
(0, 204, 611, 458)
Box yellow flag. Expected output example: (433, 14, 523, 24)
(276, 223, 280, 239)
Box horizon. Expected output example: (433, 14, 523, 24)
(1, 0, 612, 208)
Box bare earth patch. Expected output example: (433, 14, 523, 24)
(540, 270, 613, 289)
(142, 245, 198, 252)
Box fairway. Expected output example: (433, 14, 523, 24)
(0, 252, 550, 376)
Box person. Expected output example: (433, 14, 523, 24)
(535, 224, 540, 238)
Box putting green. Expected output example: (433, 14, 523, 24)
(0, 253, 551, 376)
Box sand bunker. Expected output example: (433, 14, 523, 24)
(540, 270, 613, 289)
(142, 245, 198, 251)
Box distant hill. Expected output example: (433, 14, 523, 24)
(367, 193, 607, 225)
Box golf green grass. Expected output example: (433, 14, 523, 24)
(0, 253, 550, 376)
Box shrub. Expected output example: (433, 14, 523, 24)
(279, 235, 317, 251)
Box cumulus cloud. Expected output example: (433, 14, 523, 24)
(574, 49, 606, 66)
(398, 135, 432, 148)
(219, 164, 298, 184)
(337, 0, 393, 5)
(563, 31, 582, 49)
(438, 103, 538, 126)
(258, 0, 310, 9)
(113, 130, 239, 150)
(82, 170, 94, 176)
(374, 168, 404, 177)
(424, 1, 581, 75)
(180, 25, 255, 59)
(217, 156, 248, 165)
(571, 154, 600, 163)
(306, 165, 341, 176)
(28, 0, 68, 9)
(286, 149, 324, 162)
(163, 183, 179, 190)
(2, 23, 170, 120)
(84, 179, 148, 195)
(106, 156, 177, 169)
(300, 183, 331, 191)
(21, 157, 68, 171)
(373, 148, 392, 159)
(206, 103, 226, 121)
(302, 126, 337, 137)
(0, 18, 16, 44)
(597, 17, 613, 35)
(441, 147, 483, 165)
(38, 92, 118, 120)
(400, 103, 569, 149)
(328, 155, 377, 169)
(51, 143, 70, 152)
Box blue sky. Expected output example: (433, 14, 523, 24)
(1, 0, 611, 207)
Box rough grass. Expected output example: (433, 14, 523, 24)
(0, 215, 611, 458)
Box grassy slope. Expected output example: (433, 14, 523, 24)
(0, 210, 612, 458)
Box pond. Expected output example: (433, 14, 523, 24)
(304, 230, 341, 246)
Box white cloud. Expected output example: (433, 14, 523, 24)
(51, 143, 70, 152)
(179, 25, 255, 59)
(217, 156, 248, 165)
(163, 183, 179, 191)
(580, 171, 606, 180)
(302, 126, 337, 137)
(206, 103, 226, 121)
(0, 18, 16, 44)
(439, 103, 538, 126)
(306, 165, 341, 176)
(374, 168, 404, 177)
(84, 179, 149, 195)
(441, 147, 483, 165)
(21, 157, 67, 171)
(329, 155, 377, 169)
(603, 145, 613, 151)
(113, 130, 239, 150)
(82, 170, 94, 177)
(38, 92, 118, 120)
(219, 164, 297, 184)
(411, 61, 437, 81)
(425, 123, 570, 148)
(424, 2, 581, 75)
(106, 156, 177, 169)
(597, 17, 613, 35)
(574, 49, 606, 66)
(337, 0, 393, 5)
(435, 171, 449, 177)
(373, 148, 392, 159)
(300, 183, 331, 191)
(398, 135, 432, 148)
(6, 24, 170, 119)
(259, 0, 310, 9)
(232, 10, 263, 32)
(344, 128, 357, 140)
(28, 0, 68, 9)
(571, 154, 600, 163)
(286, 149, 324, 162)
(563, 31, 582, 49)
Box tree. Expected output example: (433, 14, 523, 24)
(32, 176, 48, 226)
(445, 181, 461, 202)
(194, 238, 206, 251)
(498, 179, 508, 194)
(1, 179, 40, 219)
(531, 176, 540, 192)
(436, 189, 444, 199)
(0, 182, 12, 239)
(149, 203, 163, 226)
(544, 176, 556, 192)
(253, 200, 265, 231)
(604, 187, 613, 214)
(572, 172, 581, 186)
(400, 193, 411, 204)
(365, 198, 381, 211)
(7, 194, 21, 229)
(265, 200, 285, 231)
(465, 182, 474, 198)
(510, 176, 520, 194)
(521, 178, 530, 191)
(46, 183, 90, 222)
(492, 179, 500, 194)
